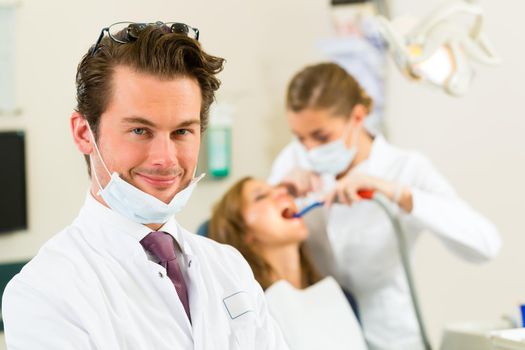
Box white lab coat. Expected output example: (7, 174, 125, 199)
(2, 193, 288, 350)
(269, 135, 501, 350)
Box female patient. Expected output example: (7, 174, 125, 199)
(209, 177, 367, 350)
(210, 177, 317, 289)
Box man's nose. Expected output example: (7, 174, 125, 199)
(150, 135, 177, 167)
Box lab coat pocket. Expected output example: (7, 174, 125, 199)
(223, 291, 255, 320)
(223, 291, 261, 349)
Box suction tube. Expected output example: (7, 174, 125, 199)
(368, 191, 433, 350)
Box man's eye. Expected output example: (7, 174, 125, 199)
(132, 128, 146, 135)
(175, 129, 190, 135)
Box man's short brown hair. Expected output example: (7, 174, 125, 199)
(75, 24, 225, 174)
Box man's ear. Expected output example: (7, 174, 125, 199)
(349, 104, 367, 129)
(71, 112, 93, 155)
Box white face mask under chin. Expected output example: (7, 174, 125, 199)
(88, 126, 204, 224)
(306, 125, 358, 176)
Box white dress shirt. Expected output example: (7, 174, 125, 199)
(2, 193, 288, 350)
(269, 135, 501, 350)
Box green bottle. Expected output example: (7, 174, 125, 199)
(207, 104, 232, 178)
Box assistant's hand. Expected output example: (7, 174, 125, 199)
(324, 172, 414, 212)
(279, 167, 322, 198)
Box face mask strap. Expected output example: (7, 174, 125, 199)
(339, 118, 359, 150)
(191, 173, 206, 184)
(86, 124, 112, 191)
(89, 153, 104, 192)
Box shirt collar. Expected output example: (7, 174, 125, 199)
(157, 215, 194, 258)
(76, 191, 193, 259)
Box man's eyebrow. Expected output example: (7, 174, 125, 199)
(121, 117, 201, 128)
(178, 119, 201, 128)
(121, 117, 156, 127)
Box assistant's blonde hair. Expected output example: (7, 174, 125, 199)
(287, 62, 373, 117)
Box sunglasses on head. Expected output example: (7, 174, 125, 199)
(91, 21, 200, 56)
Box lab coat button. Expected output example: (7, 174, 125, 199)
(158, 271, 164, 278)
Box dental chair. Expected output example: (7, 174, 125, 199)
(0, 261, 28, 331)
(196, 220, 210, 237)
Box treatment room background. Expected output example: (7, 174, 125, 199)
(0, 0, 523, 347)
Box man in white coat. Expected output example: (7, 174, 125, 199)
(2, 22, 288, 350)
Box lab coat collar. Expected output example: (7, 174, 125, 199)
(76, 191, 194, 260)
(353, 134, 390, 175)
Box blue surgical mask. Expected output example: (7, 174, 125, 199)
(88, 127, 204, 224)
(306, 126, 357, 176)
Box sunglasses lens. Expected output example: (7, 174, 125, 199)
(172, 23, 189, 35)
(127, 23, 147, 39)
(168, 22, 199, 39)
(108, 22, 133, 42)
(106, 22, 199, 45)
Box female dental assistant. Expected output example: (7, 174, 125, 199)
(268, 62, 501, 350)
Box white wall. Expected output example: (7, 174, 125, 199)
(1, 0, 524, 349)
(0, 0, 333, 261)
(385, 0, 525, 345)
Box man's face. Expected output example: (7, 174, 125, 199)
(90, 65, 202, 204)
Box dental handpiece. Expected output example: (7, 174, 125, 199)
(292, 201, 324, 218)
(292, 189, 375, 218)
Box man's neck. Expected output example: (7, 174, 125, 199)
(89, 186, 164, 231)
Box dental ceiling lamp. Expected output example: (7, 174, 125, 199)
(332, 0, 501, 96)
(377, 0, 500, 96)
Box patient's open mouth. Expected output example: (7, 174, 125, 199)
(281, 207, 296, 219)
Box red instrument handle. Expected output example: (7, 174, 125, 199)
(357, 189, 375, 200)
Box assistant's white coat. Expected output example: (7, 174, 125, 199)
(269, 135, 500, 350)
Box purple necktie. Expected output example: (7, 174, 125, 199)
(140, 231, 191, 322)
